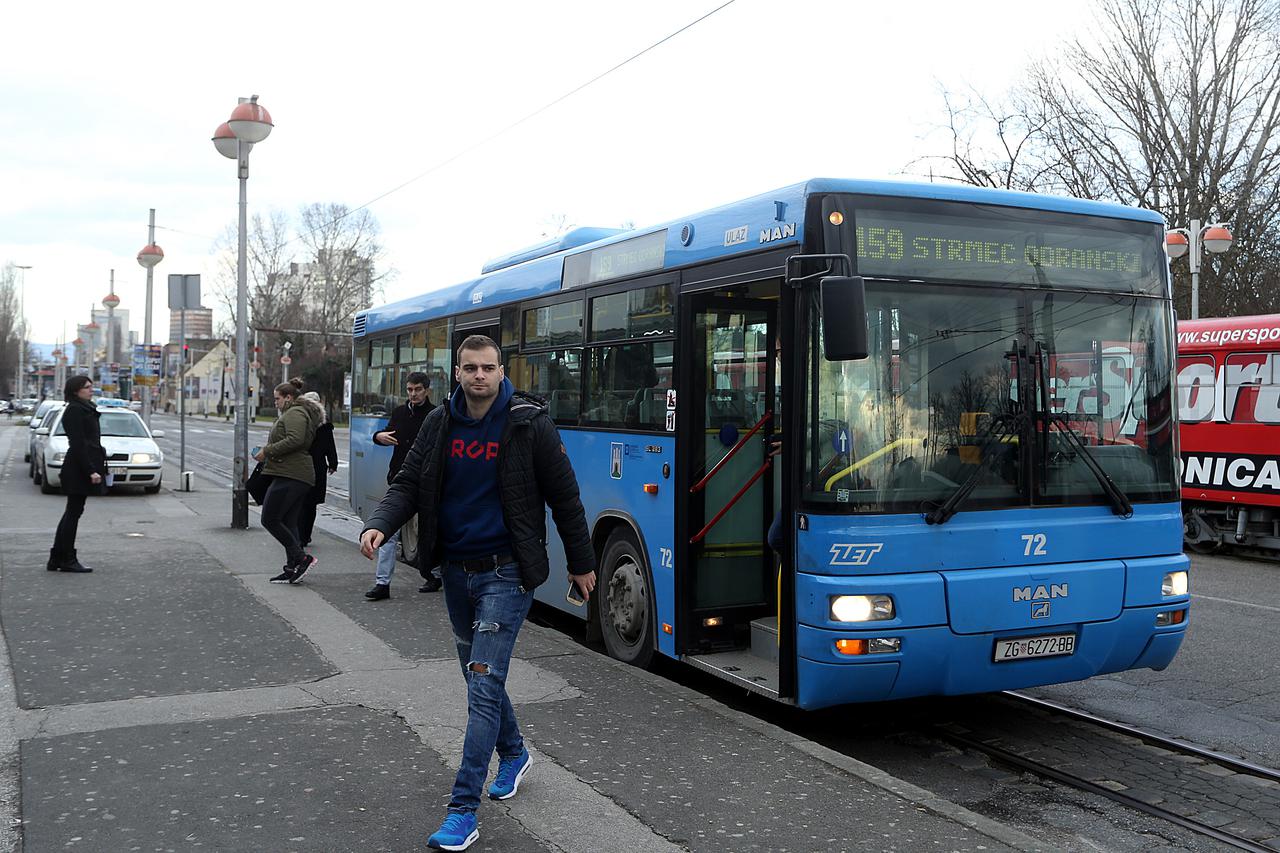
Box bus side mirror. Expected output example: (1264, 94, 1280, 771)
(820, 276, 869, 360)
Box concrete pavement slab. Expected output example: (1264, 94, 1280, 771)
(303, 570, 572, 664)
(1, 539, 335, 708)
(19, 704, 544, 853)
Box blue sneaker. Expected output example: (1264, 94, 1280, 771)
(488, 748, 532, 800)
(428, 811, 478, 851)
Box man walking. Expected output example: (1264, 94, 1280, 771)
(365, 371, 437, 600)
(359, 335, 595, 851)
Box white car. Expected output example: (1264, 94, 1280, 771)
(29, 402, 66, 480)
(24, 400, 61, 459)
(39, 407, 165, 494)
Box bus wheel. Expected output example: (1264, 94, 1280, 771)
(400, 515, 420, 565)
(599, 531, 655, 669)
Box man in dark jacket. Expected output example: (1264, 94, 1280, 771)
(359, 335, 595, 852)
(365, 371, 434, 599)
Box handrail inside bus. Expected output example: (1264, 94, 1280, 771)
(823, 437, 924, 492)
(690, 410, 772, 494)
(690, 459, 772, 545)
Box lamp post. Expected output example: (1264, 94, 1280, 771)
(1165, 220, 1233, 320)
(102, 275, 120, 398)
(213, 95, 273, 530)
(137, 216, 164, 426)
(13, 265, 30, 398)
(85, 320, 99, 379)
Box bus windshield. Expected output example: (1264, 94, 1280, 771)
(805, 284, 1178, 513)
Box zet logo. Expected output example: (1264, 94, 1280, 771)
(829, 543, 884, 566)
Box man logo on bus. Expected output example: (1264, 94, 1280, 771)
(1013, 583, 1068, 602)
(829, 543, 883, 566)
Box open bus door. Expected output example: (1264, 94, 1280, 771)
(678, 293, 784, 698)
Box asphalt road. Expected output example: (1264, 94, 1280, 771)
(1029, 546, 1280, 769)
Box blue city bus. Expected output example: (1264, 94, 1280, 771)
(349, 178, 1190, 710)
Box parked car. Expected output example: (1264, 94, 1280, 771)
(25, 400, 61, 461)
(29, 402, 66, 481)
(39, 406, 165, 494)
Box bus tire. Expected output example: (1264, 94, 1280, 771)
(598, 530, 655, 669)
(400, 515, 420, 566)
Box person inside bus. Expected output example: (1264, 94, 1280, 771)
(365, 371, 436, 600)
(358, 334, 595, 852)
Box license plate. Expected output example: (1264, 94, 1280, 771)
(993, 633, 1076, 662)
(109, 467, 128, 476)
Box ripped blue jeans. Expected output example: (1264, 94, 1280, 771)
(441, 560, 534, 813)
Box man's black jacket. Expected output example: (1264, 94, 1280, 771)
(376, 399, 432, 484)
(363, 391, 595, 590)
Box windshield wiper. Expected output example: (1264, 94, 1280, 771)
(925, 412, 1026, 525)
(1033, 342, 1133, 518)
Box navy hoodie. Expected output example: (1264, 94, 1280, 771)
(439, 377, 515, 561)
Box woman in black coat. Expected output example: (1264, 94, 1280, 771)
(48, 375, 105, 573)
(297, 391, 338, 548)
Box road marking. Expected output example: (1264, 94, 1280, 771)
(1193, 593, 1280, 613)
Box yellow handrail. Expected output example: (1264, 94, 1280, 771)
(824, 437, 924, 492)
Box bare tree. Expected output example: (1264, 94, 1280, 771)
(290, 204, 390, 413)
(210, 209, 298, 333)
(0, 265, 19, 397)
(918, 0, 1280, 317)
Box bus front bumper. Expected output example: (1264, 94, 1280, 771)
(794, 607, 1187, 710)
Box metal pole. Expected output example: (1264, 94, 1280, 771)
(106, 270, 116, 368)
(179, 307, 186, 485)
(142, 209, 156, 427)
(1189, 218, 1202, 320)
(232, 139, 250, 528)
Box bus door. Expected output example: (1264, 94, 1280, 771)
(680, 295, 778, 660)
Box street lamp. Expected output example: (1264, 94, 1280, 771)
(137, 216, 164, 426)
(102, 276, 120, 368)
(212, 94, 273, 530)
(1166, 220, 1233, 319)
(13, 265, 30, 398)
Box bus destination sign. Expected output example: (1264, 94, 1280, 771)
(851, 206, 1162, 292)
(563, 230, 667, 289)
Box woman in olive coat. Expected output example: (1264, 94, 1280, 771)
(48, 375, 105, 573)
(254, 381, 321, 583)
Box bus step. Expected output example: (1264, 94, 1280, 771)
(685, 649, 779, 699)
(750, 617, 779, 663)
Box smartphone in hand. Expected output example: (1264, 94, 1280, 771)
(566, 582, 585, 606)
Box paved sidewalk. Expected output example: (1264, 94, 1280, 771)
(0, 424, 1047, 852)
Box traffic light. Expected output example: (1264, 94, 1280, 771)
(247, 386, 254, 397)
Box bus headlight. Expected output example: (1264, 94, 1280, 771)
(131, 452, 159, 464)
(52, 452, 65, 463)
(830, 594, 894, 623)
(1162, 571, 1188, 597)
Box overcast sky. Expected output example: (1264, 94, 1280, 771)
(1, 0, 1085, 345)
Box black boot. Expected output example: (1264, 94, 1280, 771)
(59, 549, 92, 573)
(47, 548, 61, 571)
